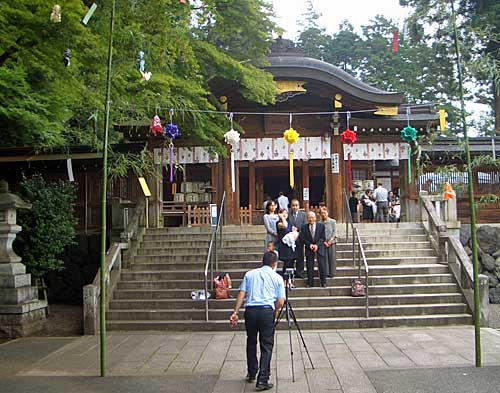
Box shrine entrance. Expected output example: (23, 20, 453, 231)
(238, 161, 327, 213)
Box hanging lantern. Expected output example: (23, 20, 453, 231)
(401, 107, 418, 184)
(50, 5, 62, 23)
(340, 112, 357, 193)
(283, 114, 300, 189)
(150, 115, 163, 135)
(224, 113, 240, 193)
(164, 109, 179, 183)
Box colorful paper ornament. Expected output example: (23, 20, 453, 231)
(224, 113, 240, 193)
(150, 115, 163, 135)
(164, 109, 179, 182)
(401, 108, 418, 184)
(50, 5, 62, 23)
(443, 182, 456, 201)
(63, 49, 71, 67)
(439, 109, 446, 131)
(283, 114, 300, 188)
(340, 112, 357, 193)
(138, 51, 151, 81)
(392, 30, 399, 54)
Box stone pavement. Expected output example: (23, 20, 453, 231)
(2, 327, 500, 392)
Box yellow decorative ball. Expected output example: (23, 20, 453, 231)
(283, 128, 300, 145)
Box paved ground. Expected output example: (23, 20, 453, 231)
(2, 327, 500, 393)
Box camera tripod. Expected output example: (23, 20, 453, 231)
(274, 276, 314, 382)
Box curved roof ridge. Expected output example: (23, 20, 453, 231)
(265, 56, 404, 104)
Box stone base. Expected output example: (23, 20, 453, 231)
(0, 306, 47, 338)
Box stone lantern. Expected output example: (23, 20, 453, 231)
(0, 180, 47, 337)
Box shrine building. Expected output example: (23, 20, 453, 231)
(155, 39, 438, 225)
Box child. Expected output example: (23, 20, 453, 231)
(266, 241, 279, 260)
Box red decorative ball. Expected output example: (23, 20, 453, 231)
(340, 129, 357, 145)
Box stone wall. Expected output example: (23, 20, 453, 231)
(45, 233, 102, 304)
(460, 224, 500, 303)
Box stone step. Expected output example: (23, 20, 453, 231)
(120, 270, 455, 285)
(358, 228, 426, 236)
(113, 283, 461, 299)
(131, 255, 439, 266)
(135, 247, 436, 259)
(106, 314, 472, 332)
(109, 293, 465, 310)
(358, 234, 428, 243)
(106, 303, 468, 321)
(350, 222, 424, 229)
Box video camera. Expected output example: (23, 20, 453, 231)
(283, 268, 294, 289)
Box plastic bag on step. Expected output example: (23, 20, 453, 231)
(191, 290, 211, 301)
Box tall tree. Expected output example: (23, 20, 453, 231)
(400, 0, 500, 134)
(0, 0, 278, 149)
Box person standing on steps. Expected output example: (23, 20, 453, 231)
(230, 252, 285, 391)
(373, 182, 389, 223)
(300, 211, 327, 288)
(263, 201, 279, 252)
(277, 191, 289, 212)
(288, 198, 306, 278)
(319, 206, 337, 278)
(348, 191, 359, 223)
(276, 208, 297, 277)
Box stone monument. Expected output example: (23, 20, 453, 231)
(0, 180, 47, 337)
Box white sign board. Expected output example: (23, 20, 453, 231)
(331, 153, 339, 173)
(303, 188, 309, 201)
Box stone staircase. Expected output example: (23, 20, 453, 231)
(106, 222, 472, 332)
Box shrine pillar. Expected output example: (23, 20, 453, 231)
(331, 113, 344, 222)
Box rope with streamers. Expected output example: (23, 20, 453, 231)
(223, 113, 240, 193)
(283, 114, 300, 189)
(340, 112, 357, 193)
(164, 109, 179, 183)
(401, 107, 418, 184)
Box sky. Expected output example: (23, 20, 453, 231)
(271, 0, 409, 39)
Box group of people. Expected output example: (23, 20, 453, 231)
(348, 182, 401, 223)
(262, 195, 337, 288)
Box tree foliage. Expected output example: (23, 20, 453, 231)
(400, 0, 500, 134)
(14, 174, 77, 278)
(0, 0, 278, 149)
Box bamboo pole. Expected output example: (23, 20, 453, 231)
(450, 0, 481, 367)
(99, 0, 116, 377)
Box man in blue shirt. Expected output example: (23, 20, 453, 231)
(230, 252, 285, 391)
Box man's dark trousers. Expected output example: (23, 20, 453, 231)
(244, 306, 275, 383)
(295, 239, 305, 277)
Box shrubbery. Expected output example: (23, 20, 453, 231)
(14, 174, 77, 278)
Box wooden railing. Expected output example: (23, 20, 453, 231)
(187, 204, 210, 227)
(419, 191, 489, 326)
(239, 205, 253, 225)
(83, 198, 146, 335)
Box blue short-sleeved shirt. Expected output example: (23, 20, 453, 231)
(239, 265, 286, 309)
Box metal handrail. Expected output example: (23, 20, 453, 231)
(343, 189, 370, 318)
(204, 191, 226, 322)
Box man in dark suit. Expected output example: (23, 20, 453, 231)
(300, 211, 327, 287)
(288, 198, 306, 278)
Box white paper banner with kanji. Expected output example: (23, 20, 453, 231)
(343, 143, 410, 160)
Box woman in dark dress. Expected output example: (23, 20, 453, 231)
(360, 189, 374, 222)
(277, 208, 297, 275)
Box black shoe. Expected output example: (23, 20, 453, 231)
(246, 374, 256, 383)
(255, 381, 274, 391)
(321, 283, 327, 288)
(294, 273, 304, 279)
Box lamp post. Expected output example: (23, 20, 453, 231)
(99, 0, 116, 377)
(450, 0, 481, 367)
